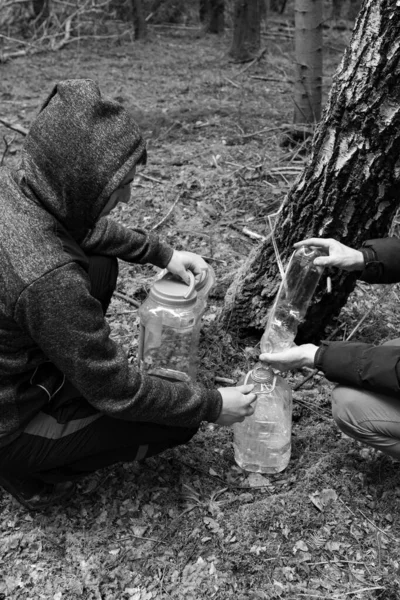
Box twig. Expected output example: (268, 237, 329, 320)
(242, 227, 268, 242)
(0, 118, 28, 136)
(237, 47, 268, 75)
(251, 75, 293, 85)
(1, 135, 14, 166)
(137, 173, 164, 185)
(215, 376, 235, 385)
(117, 534, 166, 544)
(344, 588, 385, 596)
(222, 75, 241, 89)
(292, 395, 331, 420)
(114, 291, 140, 308)
(357, 506, 399, 543)
(338, 496, 398, 542)
(151, 193, 181, 230)
(200, 255, 227, 265)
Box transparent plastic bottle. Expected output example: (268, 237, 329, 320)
(233, 363, 292, 473)
(260, 246, 325, 353)
(138, 272, 202, 383)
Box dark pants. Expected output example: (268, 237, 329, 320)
(0, 256, 196, 484)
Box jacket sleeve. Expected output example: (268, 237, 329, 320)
(314, 340, 400, 396)
(358, 237, 400, 284)
(13, 263, 222, 427)
(81, 217, 174, 268)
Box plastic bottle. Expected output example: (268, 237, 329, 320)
(233, 363, 292, 473)
(260, 245, 326, 353)
(138, 271, 202, 383)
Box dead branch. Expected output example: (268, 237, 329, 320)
(237, 47, 268, 75)
(0, 118, 28, 136)
(114, 292, 140, 308)
(151, 193, 181, 231)
(1, 135, 15, 166)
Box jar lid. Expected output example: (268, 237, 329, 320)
(149, 271, 197, 307)
(195, 265, 215, 297)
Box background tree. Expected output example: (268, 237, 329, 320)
(293, 0, 323, 124)
(220, 0, 400, 343)
(131, 0, 147, 39)
(229, 0, 262, 62)
(200, 0, 224, 34)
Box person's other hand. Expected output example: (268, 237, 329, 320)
(216, 384, 257, 426)
(294, 238, 365, 271)
(166, 250, 210, 285)
(259, 344, 318, 372)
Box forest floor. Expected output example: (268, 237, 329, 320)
(1, 11, 400, 600)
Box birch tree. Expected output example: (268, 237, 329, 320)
(293, 0, 323, 123)
(220, 0, 400, 343)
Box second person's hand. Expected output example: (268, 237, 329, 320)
(216, 384, 257, 426)
(259, 344, 318, 372)
(294, 238, 365, 272)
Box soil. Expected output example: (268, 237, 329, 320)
(1, 13, 400, 600)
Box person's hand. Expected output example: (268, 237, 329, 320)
(294, 238, 365, 271)
(259, 344, 318, 372)
(166, 250, 210, 285)
(216, 384, 257, 426)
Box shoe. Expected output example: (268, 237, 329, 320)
(0, 474, 76, 511)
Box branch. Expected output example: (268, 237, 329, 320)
(237, 47, 268, 75)
(151, 193, 181, 231)
(0, 118, 28, 136)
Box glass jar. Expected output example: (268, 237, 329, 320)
(260, 246, 326, 353)
(138, 271, 203, 383)
(233, 363, 292, 474)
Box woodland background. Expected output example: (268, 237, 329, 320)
(1, 1, 400, 599)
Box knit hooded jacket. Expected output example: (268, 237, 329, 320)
(0, 79, 222, 446)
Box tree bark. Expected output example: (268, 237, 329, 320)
(220, 0, 400, 344)
(229, 0, 262, 62)
(131, 0, 147, 40)
(294, 0, 323, 124)
(200, 0, 225, 33)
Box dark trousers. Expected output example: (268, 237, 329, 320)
(0, 256, 196, 484)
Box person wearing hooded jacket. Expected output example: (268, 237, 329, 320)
(0, 79, 257, 511)
(260, 236, 400, 460)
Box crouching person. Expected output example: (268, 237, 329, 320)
(0, 79, 256, 510)
(260, 236, 400, 461)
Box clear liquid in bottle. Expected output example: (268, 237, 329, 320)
(233, 364, 292, 474)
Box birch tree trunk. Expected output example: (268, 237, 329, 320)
(294, 0, 323, 123)
(229, 0, 262, 62)
(220, 0, 400, 343)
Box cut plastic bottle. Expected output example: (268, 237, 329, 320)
(260, 245, 326, 353)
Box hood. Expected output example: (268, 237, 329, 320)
(15, 79, 146, 240)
